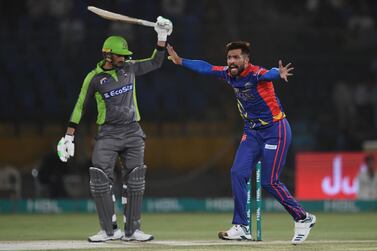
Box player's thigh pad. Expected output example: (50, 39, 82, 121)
(89, 167, 115, 235)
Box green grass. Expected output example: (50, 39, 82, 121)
(0, 212, 377, 250)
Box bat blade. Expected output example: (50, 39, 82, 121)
(87, 6, 155, 27)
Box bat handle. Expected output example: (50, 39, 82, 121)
(138, 20, 156, 27)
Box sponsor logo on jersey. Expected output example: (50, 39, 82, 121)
(118, 69, 128, 78)
(103, 84, 133, 99)
(265, 144, 277, 150)
(244, 82, 253, 88)
(100, 77, 110, 85)
(234, 87, 254, 101)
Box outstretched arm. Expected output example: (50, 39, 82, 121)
(259, 60, 294, 82)
(167, 44, 226, 77)
(278, 60, 294, 82)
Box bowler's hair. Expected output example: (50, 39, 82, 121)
(226, 41, 250, 56)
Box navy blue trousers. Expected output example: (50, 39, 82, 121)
(231, 118, 306, 225)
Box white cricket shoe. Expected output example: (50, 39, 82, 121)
(88, 228, 123, 242)
(122, 229, 154, 242)
(218, 225, 252, 240)
(291, 212, 316, 244)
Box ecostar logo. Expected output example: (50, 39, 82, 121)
(321, 155, 359, 196)
(103, 84, 133, 99)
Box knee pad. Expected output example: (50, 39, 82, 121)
(127, 165, 147, 193)
(90, 167, 111, 195)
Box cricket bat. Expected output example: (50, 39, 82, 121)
(87, 6, 156, 27)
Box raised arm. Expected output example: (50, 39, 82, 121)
(167, 44, 226, 78)
(259, 60, 294, 82)
(130, 47, 166, 76)
(130, 16, 173, 76)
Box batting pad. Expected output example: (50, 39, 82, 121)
(89, 167, 115, 236)
(124, 165, 147, 237)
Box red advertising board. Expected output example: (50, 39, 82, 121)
(296, 152, 374, 200)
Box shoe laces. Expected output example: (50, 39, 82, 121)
(229, 225, 239, 231)
(298, 213, 314, 223)
(230, 225, 246, 232)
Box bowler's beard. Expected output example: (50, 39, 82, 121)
(229, 64, 245, 77)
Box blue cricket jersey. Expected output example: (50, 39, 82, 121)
(182, 59, 285, 129)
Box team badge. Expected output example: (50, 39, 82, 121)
(100, 77, 110, 85)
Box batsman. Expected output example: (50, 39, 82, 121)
(57, 16, 173, 242)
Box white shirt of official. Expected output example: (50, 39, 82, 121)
(356, 168, 377, 200)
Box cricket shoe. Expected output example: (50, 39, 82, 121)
(291, 212, 316, 244)
(122, 229, 154, 242)
(218, 225, 252, 240)
(88, 228, 123, 242)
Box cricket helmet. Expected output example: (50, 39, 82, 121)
(102, 36, 133, 56)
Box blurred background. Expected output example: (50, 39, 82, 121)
(0, 0, 376, 211)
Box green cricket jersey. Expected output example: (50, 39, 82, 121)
(69, 47, 165, 128)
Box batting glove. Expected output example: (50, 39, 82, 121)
(154, 16, 173, 42)
(57, 134, 75, 162)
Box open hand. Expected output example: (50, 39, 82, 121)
(167, 44, 182, 65)
(278, 60, 294, 82)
